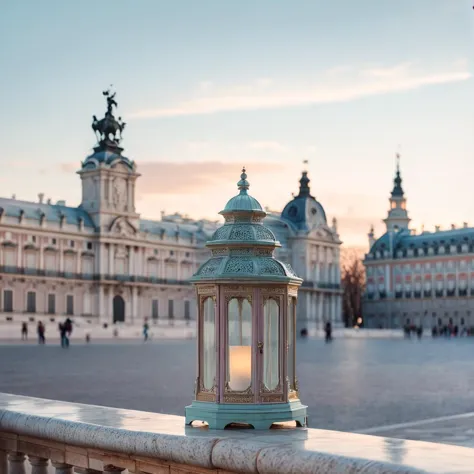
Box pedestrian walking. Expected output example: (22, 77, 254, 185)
(37, 321, 46, 344)
(325, 321, 332, 342)
(143, 319, 149, 342)
(59, 321, 69, 348)
(21, 322, 28, 340)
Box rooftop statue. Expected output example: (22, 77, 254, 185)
(92, 88, 126, 149)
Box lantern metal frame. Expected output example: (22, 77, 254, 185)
(185, 169, 307, 429)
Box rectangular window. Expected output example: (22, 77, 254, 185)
(168, 299, 174, 319)
(32, 236, 36, 243)
(52, 238, 57, 245)
(87, 242, 93, 250)
(48, 294, 56, 314)
(3, 290, 13, 312)
(66, 295, 74, 315)
(26, 291, 36, 313)
(152, 299, 159, 320)
(184, 301, 190, 320)
(70, 240, 75, 248)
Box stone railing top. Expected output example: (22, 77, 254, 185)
(1, 393, 474, 473)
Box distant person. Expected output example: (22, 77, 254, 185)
(64, 318, 73, 337)
(325, 321, 332, 342)
(21, 322, 28, 341)
(416, 326, 423, 339)
(300, 328, 308, 338)
(37, 321, 45, 344)
(432, 326, 438, 338)
(59, 321, 69, 348)
(143, 319, 149, 342)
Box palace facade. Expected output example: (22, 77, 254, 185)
(0, 93, 342, 330)
(363, 159, 474, 329)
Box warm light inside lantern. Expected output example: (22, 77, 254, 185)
(229, 345, 251, 391)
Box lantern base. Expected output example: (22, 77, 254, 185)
(185, 400, 307, 430)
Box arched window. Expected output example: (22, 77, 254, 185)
(263, 298, 280, 391)
(202, 297, 216, 390)
(227, 298, 252, 391)
(287, 297, 296, 391)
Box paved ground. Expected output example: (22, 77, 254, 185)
(1, 337, 474, 442)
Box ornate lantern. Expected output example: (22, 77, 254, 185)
(185, 169, 307, 429)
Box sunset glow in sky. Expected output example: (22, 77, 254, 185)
(1, 1, 473, 248)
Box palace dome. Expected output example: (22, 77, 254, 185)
(281, 171, 327, 231)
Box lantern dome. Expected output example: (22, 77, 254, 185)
(221, 170, 264, 213)
(191, 169, 302, 284)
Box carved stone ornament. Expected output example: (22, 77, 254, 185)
(115, 245, 128, 259)
(112, 177, 127, 211)
(110, 217, 136, 237)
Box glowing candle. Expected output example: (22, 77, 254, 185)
(229, 345, 251, 391)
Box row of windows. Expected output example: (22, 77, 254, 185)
(367, 288, 474, 300)
(3, 233, 94, 250)
(367, 260, 474, 277)
(3, 234, 194, 259)
(2, 290, 74, 315)
(150, 299, 191, 319)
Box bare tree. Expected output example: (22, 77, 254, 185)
(341, 249, 366, 328)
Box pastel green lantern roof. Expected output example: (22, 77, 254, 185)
(190, 168, 303, 284)
(222, 169, 264, 214)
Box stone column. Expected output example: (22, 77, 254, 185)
(59, 240, 64, 272)
(128, 247, 134, 276)
(8, 452, 26, 474)
(108, 245, 114, 275)
(98, 285, 105, 320)
(17, 240, 22, 267)
(39, 244, 44, 271)
(318, 293, 323, 323)
(52, 462, 74, 474)
(29, 456, 49, 474)
(76, 251, 81, 275)
(131, 286, 136, 322)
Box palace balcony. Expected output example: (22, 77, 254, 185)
(0, 266, 190, 286)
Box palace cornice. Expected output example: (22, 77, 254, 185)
(0, 223, 96, 238)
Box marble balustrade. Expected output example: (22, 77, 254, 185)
(2, 393, 474, 474)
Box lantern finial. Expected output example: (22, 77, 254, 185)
(237, 167, 250, 193)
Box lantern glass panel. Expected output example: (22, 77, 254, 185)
(263, 298, 280, 390)
(227, 297, 252, 391)
(202, 297, 216, 390)
(288, 297, 295, 390)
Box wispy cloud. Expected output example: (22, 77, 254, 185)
(247, 141, 288, 153)
(129, 61, 470, 119)
(134, 161, 291, 196)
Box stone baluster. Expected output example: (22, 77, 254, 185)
(52, 462, 74, 474)
(103, 467, 124, 474)
(0, 450, 8, 474)
(8, 452, 26, 474)
(29, 456, 49, 474)
(74, 469, 103, 474)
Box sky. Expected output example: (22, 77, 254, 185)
(0, 0, 473, 249)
